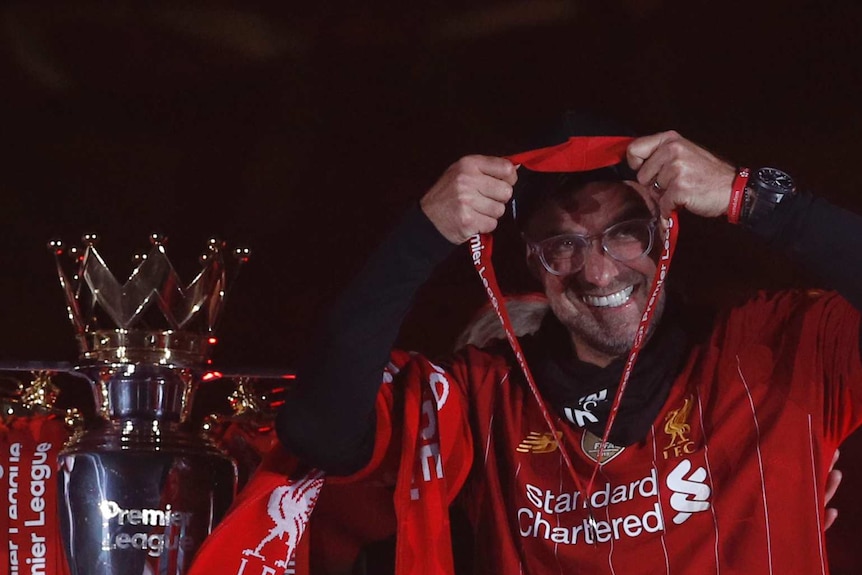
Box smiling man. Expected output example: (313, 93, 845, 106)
(521, 179, 661, 366)
(277, 113, 862, 574)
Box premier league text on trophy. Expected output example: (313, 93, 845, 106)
(5, 441, 54, 575)
(98, 500, 194, 557)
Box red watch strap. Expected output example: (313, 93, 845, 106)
(727, 167, 750, 224)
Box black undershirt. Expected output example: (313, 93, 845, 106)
(276, 191, 862, 475)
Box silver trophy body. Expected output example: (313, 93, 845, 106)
(51, 234, 248, 575)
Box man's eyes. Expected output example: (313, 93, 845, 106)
(548, 237, 584, 252)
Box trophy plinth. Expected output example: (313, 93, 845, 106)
(51, 234, 248, 575)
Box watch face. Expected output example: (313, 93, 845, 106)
(756, 167, 795, 193)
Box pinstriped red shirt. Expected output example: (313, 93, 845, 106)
(364, 288, 861, 574)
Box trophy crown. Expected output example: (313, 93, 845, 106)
(49, 233, 250, 366)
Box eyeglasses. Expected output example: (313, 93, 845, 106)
(527, 218, 657, 276)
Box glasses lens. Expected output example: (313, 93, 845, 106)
(536, 219, 654, 275)
(603, 220, 653, 262)
(541, 235, 587, 275)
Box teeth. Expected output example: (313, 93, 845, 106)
(582, 286, 634, 308)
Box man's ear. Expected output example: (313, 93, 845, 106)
(624, 180, 660, 215)
(525, 245, 543, 280)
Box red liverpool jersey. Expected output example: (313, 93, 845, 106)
(365, 289, 861, 574)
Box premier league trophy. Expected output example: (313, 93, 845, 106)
(50, 233, 248, 575)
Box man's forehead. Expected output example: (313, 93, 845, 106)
(526, 180, 654, 232)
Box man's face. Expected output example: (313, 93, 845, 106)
(522, 181, 662, 366)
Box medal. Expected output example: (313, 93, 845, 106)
(581, 430, 625, 465)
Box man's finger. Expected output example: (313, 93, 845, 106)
(824, 508, 838, 531)
(825, 469, 842, 505)
(626, 130, 680, 171)
(477, 177, 515, 203)
(829, 448, 840, 472)
(472, 155, 518, 185)
(470, 193, 509, 220)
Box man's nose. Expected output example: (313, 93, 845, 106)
(580, 241, 619, 287)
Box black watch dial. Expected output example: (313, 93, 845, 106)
(742, 167, 797, 226)
(755, 167, 795, 194)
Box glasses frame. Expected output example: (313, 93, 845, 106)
(527, 217, 658, 276)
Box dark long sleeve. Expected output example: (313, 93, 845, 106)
(276, 203, 456, 475)
(746, 190, 862, 311)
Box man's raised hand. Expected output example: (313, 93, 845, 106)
(627, 130, 736, 220)
(420, 155, 517, 245)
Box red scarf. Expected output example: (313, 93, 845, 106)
(187, 350, 470, 575)
(1, 414, 71, 575)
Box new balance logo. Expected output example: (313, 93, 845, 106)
(517, 431, 562, 454)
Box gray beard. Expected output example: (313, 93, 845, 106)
(554, 290, 666, 361)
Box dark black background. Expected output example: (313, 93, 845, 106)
(1, 0, 861, 570)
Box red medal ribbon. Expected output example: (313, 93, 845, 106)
(507, 136, 633, 172)
(469, 135, 682, 517)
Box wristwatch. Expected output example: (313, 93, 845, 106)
(741, 167, 797, 226)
